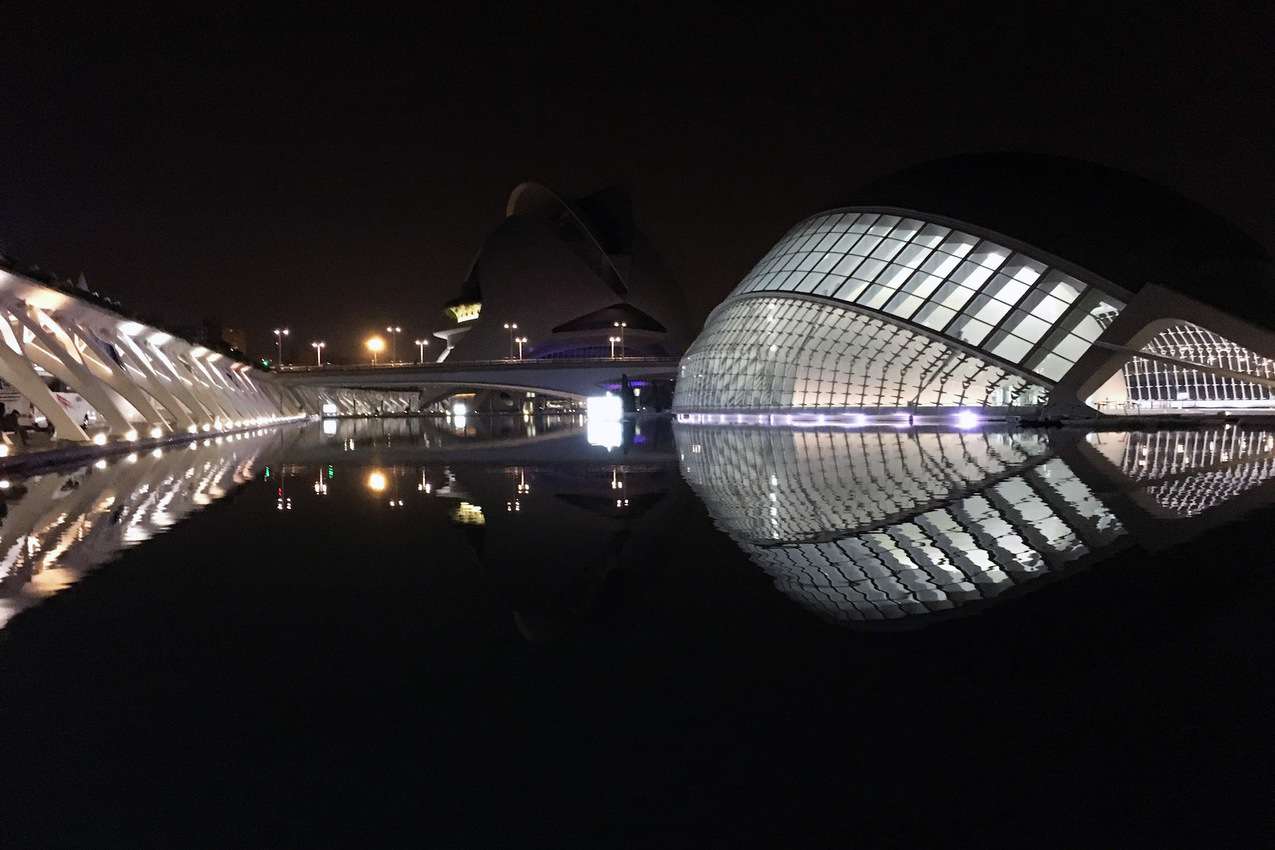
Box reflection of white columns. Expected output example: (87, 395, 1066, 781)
(13, 305, 134, 436)
(112, 334, 199, 430)
(0, 315, 91, 441)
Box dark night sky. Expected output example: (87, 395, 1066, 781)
(1, 4, 1272, 362)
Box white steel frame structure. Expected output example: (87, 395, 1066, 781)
(0, 264, 302, 443)
(675, 206, 1275, 419)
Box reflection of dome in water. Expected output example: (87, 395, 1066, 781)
(678, 422, 1275, 626)
(677, 425, 1126, 625)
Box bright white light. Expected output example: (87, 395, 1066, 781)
(201, 424, 211, 432)
(321, 401, 339, 416)
(187, 424, 199, 434)
(125, 429, 138, 441)
(322, 418, 337, 436)
(0, 480, 8, 489)
(150, 426, 164, 439)
(147, 332, 172, 346)
(587, 417, 623, 450)
(94, 459, 108, 470)
(0, 445, 7, 458)
(954, 410, 980, 430)
(586, 394, 623, 422)
(151, 448, 163, 458)
(92, 433, 108, 445)
(118, 322, 145, 337)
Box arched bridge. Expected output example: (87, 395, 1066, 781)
(276, 357, 680, 412)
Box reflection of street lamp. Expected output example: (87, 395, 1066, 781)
(414, 338, 430, 363)
(366, 335, 386, 364)
(385, 326, 402, 363)
(311, 340, 325, 366)
(503, 322, 518, 359)
(515, 336, 528, 360)
(612, 321, 627, 356)
(608, 335, 620, 358)
(273, 328, 289, 366)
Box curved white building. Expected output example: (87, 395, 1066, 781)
(675, 154, 1275, 419)
(436, 182, 690, 364)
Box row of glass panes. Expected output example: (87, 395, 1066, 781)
(1122, 356, 1275, 402)
(1144, 324, 1275, 379)
(676, 297, 1046, 409)
(731, 210, 1126, 383)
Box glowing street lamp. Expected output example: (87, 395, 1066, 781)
(414, 338, 430, 364)
(515, 336, 528, 360)
(366, 335, 386, 364)
(608, 335, 620, 358)
(612, 321, 627, 357)
(273, 328, 289, 366)
(311, 340, 326, 366)
(503, 322, 518, 359)
(385, 326, 402, 363)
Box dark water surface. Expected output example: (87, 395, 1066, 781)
(1, 416, 1271, 847)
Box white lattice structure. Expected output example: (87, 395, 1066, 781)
(0, 263, 301, 444)
(675, 208, 1127, 417)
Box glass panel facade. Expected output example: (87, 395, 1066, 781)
(673, 296, 1047, 410)
(721, 209, 1126, 390)
(1120, 322, 1275, 406)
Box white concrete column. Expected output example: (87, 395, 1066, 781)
(0, 314, 90, 441)
(167, 350, 238, 425)
(11, 305, 135, 437)
(112, 334, 200, 431)
(189, 354, 252, 423)
(141, 342, 219, 428)
(66, 322, 168, 430)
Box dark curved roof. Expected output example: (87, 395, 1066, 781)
(851, 153, 1274, 315)
(552, 302, 666, 334)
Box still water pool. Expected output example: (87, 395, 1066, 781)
(1, 416, 1271, 846)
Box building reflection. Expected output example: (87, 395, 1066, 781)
(0, 429, 287, 628)
(300, 413, 588, 454)
(676, 423, 1275, 627)
(442, 454, 679, 643)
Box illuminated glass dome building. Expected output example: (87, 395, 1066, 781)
(674, 154, 1275, 420)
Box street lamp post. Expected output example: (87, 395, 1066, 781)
(612, 321, 627, 357)
(366, 335, 385, 365)
(385, 326, 402, 364)
(502, 322, 518, 359)
(608, 335, 620, 358)
(415, 338, 430, 363)
(273, 328, 289, 366)
(311, 341, 325, 366)
(515, 336, 528, 360)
